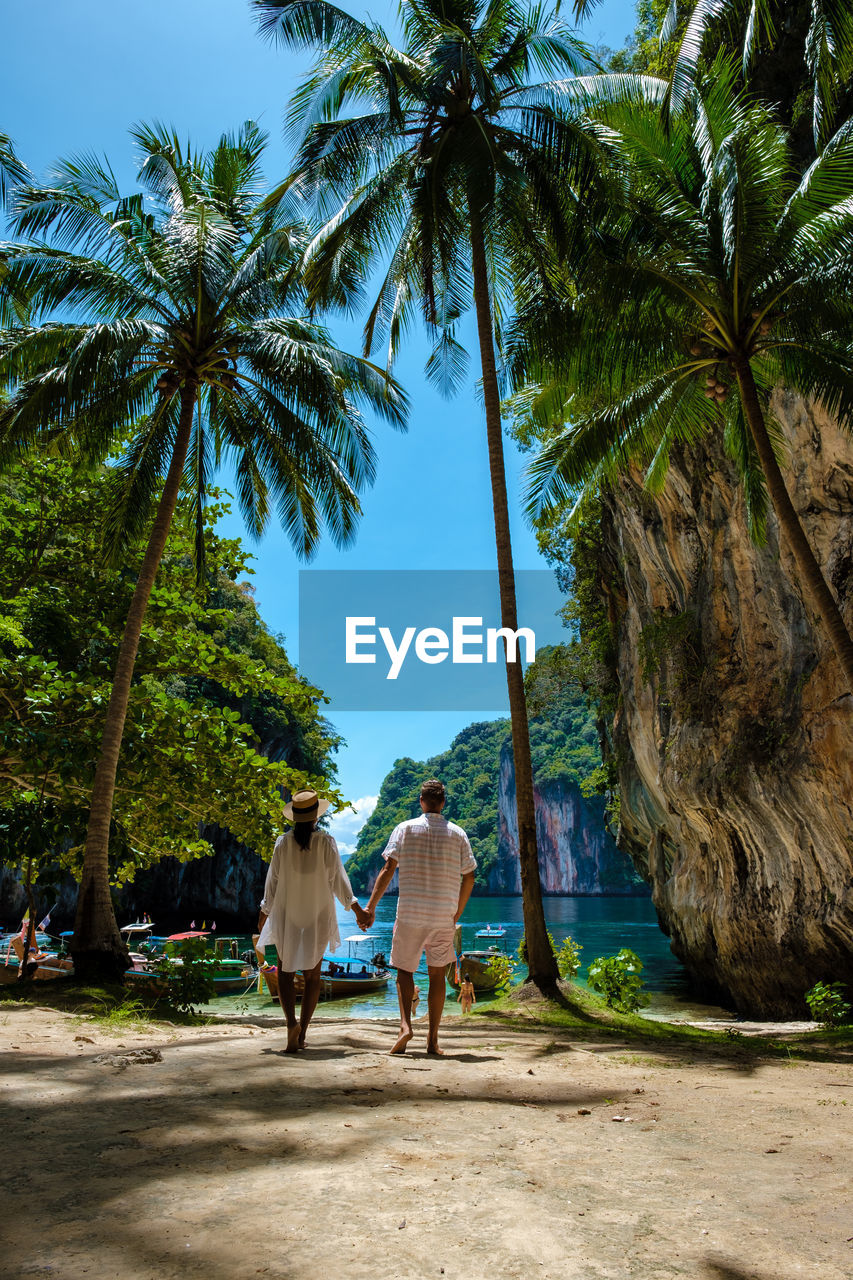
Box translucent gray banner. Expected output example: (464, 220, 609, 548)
(298, 569, 566, 711)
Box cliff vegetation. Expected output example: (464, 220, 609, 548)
(345, 674, 642, 896)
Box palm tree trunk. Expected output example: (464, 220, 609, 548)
(468, 199, 558, 989)
(72, 385, 198, 981)
(735, 357, 853, 692)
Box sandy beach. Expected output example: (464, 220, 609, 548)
(2, 1001, 851, 1280)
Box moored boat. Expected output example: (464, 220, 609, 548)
(475, 924, 507, 940)
(1, 932, 74, 983)
(446, 925, 512, 994)
(124, 957, 256, 997)
(261, 935, 390, 1002)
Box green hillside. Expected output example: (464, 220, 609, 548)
(345, 667, 601, 892)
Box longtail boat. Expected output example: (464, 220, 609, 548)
(261, 935, 390, 1002)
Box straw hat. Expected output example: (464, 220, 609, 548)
(283, 789, 330, 823)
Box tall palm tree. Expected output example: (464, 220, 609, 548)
(520, 63, 853, 690)
(253, 0, 629, 987)
(0, 122, 407, 979)
(657, 0, 853, 147)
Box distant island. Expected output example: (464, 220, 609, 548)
(345, 681, 646, 897)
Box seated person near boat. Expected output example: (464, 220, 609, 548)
(257, 790, 370, 1053)
(364, 778, 476, 1056)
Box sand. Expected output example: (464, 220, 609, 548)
(1, 1003, 851, 1280)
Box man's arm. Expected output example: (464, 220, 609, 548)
(454, 870, 475, 923)
(365, 858, 398, 925)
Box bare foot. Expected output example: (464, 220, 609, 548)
(390, 1028, 413, 1055)
(297, 1030, 307, 1050)
(426, 1042, 445, 1057)
(285, 1025, 301, 1054)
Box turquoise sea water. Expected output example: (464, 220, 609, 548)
(201, 894, 735, 1023)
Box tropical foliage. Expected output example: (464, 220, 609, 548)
(345, 681, 606, 893)
(804, 980, 851, 1026)
(0, 129, 28, 207)
(0, 448, 340, 897)
(0, 121, 405, 976)
(587, 947, 650, 1012)
(657, 0, 853, 147)
(519, 61, 853, 690)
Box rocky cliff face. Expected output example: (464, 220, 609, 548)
(492, 742, 646, 895)
(601, 390, 853, 1015)
(0, 836, 268, 935)
(120, 829, 268, 932)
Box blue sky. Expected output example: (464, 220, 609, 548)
(3, 0, 638, 843)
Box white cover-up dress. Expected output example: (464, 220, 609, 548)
(257, 830, 355, 971)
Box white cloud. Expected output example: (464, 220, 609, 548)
(325, 795, 378, 860)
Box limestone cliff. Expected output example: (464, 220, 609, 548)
(492, 741, 646, 895)
(600, 390, 853, 1015)
(0, 834, 268, 935)
(349, 728, 644, 898)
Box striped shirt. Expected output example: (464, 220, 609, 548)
(382, 812, 476, 927)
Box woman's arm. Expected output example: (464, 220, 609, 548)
(258, 839, 281, 931)
(326, 835, 358, 912)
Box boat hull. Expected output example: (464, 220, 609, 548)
(445, 952, 505, 994)
(261, 965, 389, 1001)
(1, 958, 74, 984)
(124, 965, 255, 997)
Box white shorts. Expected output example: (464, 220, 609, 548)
(390, 919, 456, 973)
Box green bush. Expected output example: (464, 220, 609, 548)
(555, 935, 583, 980)
(484, 953, 515, 989)
(154, 937, 223, 1015)
(804, 981, 851, 1027)
(587, 948, 650, 1013)
(517, 929, 557, 966)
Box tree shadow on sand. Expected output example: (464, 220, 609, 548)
(704, 1254, 799, 1280)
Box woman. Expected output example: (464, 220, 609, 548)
(257, 790, 368, 1052)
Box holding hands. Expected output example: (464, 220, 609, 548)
(352, 901, 374, 931)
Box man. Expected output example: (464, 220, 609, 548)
(364, 778, 476, 1055)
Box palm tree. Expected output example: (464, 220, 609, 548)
(0, 122, 407, 980)
(521, 63, 853, 691)
(253, 0, 628, 987)
(656, 0, 853, 147)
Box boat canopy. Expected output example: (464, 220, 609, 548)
(343, 934, 378, 944)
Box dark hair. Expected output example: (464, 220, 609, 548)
(420, 778, 446, 810)
(293, 820, 316, 850)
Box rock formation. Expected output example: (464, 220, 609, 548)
(600, 390, 853, 1015)
(0, 836, 268, 936)
(491, 741, 646, 895)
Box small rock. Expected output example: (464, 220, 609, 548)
(93, 1047, 163, 1071)
(74, 1035, 95, 1044)
(527, 1068, 534, 1075)
(577, 1108, 592, 1115)
(397, 1220, 406, 1230)
(611, 1116, 633, 1122)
